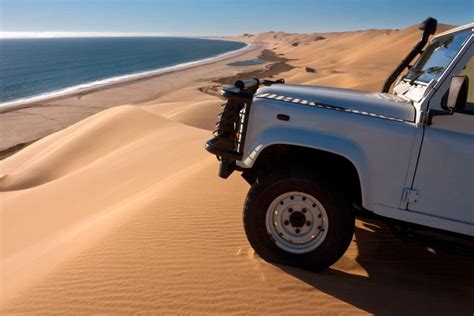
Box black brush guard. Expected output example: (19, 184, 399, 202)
(205, 78, 284, 178)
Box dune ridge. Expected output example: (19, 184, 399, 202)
(2, 23, 472, 314)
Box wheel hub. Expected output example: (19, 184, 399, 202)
(289, 211, 306, 228)
(265, 191, 329, 254)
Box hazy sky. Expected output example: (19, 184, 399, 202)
(1, 0, 472, 36)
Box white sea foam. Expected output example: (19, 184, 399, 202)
(0, 41, 251, 108)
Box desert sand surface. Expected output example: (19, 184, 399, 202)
(1, 24, 473, 314)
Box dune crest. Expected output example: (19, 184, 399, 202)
(1, 106, 177, 191)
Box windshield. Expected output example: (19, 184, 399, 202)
(405, 29, 471, 83)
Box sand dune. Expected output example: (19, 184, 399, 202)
(234, 24, 453, 91)
(2, 23, 472, 314)
(1, 106, 211, 300)
(2, 108, 471, 313)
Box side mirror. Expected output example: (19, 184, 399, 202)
(447, 75, 469, 112)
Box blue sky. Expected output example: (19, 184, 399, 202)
(0, 0, 472, 36)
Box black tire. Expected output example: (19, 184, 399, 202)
(243, 169, 355, 270)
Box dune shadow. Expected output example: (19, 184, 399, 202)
(277, 218, 474, 315)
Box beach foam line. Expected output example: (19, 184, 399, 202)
(0, 40, 254, 109)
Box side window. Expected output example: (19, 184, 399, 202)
(460, 56, 474, 112)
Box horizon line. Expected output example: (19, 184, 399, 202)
(0, 31, 195, 39)
(0, 25, 411, 39)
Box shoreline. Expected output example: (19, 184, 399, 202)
(0, 40, 269, 152)
(0, 39, 254, 113)
(0, 45, 294, 158)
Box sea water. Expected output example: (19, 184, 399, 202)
(0, 37, 246, 104)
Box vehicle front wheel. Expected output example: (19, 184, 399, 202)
(243, 170, 355, 270)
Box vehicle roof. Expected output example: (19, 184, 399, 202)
(433, 22, 474, 39)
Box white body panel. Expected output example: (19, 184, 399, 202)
(258, 85, 416, 122)
(240, 93, 417, 212)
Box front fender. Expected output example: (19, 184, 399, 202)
(239, 126, 373, 209)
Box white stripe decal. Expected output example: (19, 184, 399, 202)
(255, 93, 406, 122)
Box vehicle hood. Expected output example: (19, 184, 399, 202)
(256, 84, 415, 122)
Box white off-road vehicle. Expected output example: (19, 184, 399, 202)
(206, 18, 473, 270)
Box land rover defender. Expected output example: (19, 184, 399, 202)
(206, 18, 473, 269)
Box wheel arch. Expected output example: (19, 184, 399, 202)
(240, 127, 372, 209)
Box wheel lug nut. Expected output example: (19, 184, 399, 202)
(302, 208, 306, 213)
(318, 214, 322, 218)
(295, 228, 300, 234)
(312, 203, 316, 207)
(318, 226, 322, 229)
(302, 197, 306, 201)
(284, 220, 289, 225)
(306, 221, 311, 226)
(288, 208, 293, 213)
(290, 196, 294, 200)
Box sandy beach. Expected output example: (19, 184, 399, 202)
(1, 23, 473, 314)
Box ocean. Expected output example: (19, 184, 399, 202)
(0, 37, 246, 104)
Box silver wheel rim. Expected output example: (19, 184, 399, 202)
(265, 191, 329, 254)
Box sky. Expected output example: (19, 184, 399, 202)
(0, 0, 472, 37)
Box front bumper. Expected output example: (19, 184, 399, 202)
(205, 138, 240, 178)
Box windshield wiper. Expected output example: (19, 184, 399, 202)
(408, 66, 445, 84)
